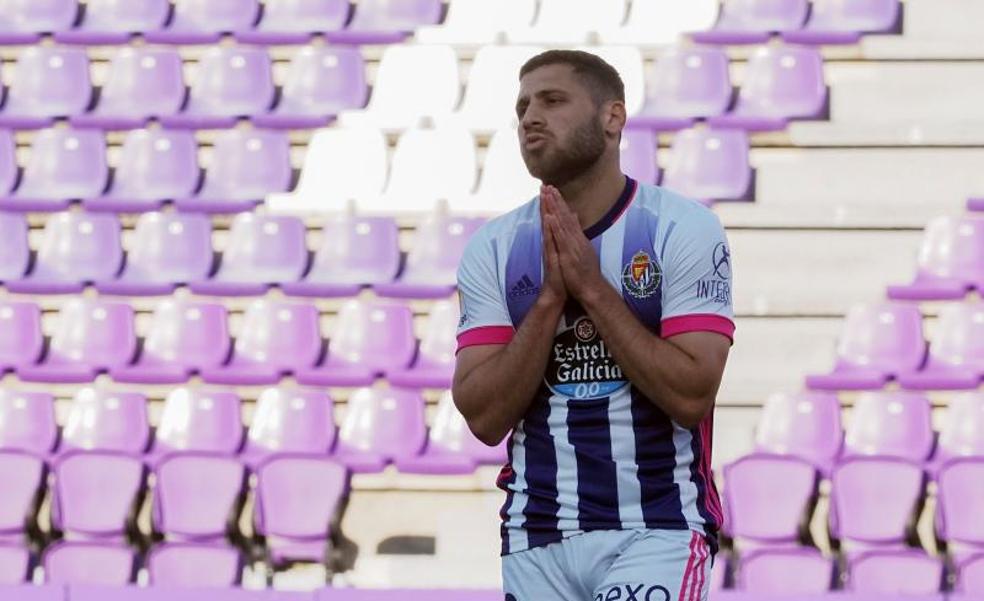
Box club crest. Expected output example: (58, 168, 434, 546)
(622, 250, 661, 299)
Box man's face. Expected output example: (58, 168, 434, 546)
(516, 64, 608, 187)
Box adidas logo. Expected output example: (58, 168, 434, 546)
(508, 274, 539, 298)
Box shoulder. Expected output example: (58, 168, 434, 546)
(634, 183, 721, 229)
(460, 195, 539, 266)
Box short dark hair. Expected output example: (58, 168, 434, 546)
(519, 49, 625, 106)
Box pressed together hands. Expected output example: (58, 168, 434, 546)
(538, 184, 606, 307)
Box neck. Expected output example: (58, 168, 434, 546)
(556, 153, 627, 232)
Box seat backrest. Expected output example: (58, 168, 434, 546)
(468, 126, 539, 213)
(0, 390, 57, 454)
(809, 0, 900, 31)
(43, 542, 136, 586)
(829, 456, 924, 543)
(455, 45, 543, 130)
(126, 212, 213, 284)
(142, 301, 231, 373)
(663, 128, 751, 200)
(928, 303, 984, 369)
(202, 129, 291, 199)
(5, 46, 91, 116)
(0, 0, 78, 33)
(723, 453, 818, 542)
(738, 45, 826, 117)
(187, 46, 274, 113)
(258, 0, 349, 30)
(47, 299, 136, 372)
(279, 46, 367, 113)
(836, 303, 927, 373)
(53, 451, 145, 536)
(33, 212, 122, 282)
(401, 214, 485, 283)
(61, 387, 149, 453)
(111, 128, 199, 199)
(844, 392, 934, 461)
(647, 45, 732, 116)
(0, 130, 17, 196)
(217, 214, 307, 282)
(384, 125, 477, 206)
(938, 392, 984, 459)
(336, 387, 427, 460)
(738, 548, 834, 594)
(717, 0, 809, 30)
(619, 128, 659, 185)
(846, 551, 943, 595)
(0, 302, 43, 370)
(308, 215, 400, 284)
(328, 301, 416, 371)
(154, 454, 245, 538)
(156, 388, 242, 455)
(234, 301, 322, 370)
(915, 215, 984, 281)
(365, 45, 460, 122)
(96, 47, 185, 117)
(246, 387, 336, 455)
(254, 455, 348, 538)
(620, 0, 720, 42)
(169, 0, 260, 31)
(0, 212, 29, 281)
(756, 391, 843, 468)
(348, 0, 443, 30)
(79, 0, 170, 31)
(18, 129, 108, 199)
(428, 390, 504, 464)
(531, 0, 627, 32)
(417, 301, 459, 368)
(0, 450, 45, 533)
(938, 458, 984, 545)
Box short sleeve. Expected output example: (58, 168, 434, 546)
(455, 229, 515, 353)
(659, 208, 736, 343)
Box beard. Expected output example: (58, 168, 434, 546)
(521, 115, 606, 187)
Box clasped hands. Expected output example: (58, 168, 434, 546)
(539, 185, 606, 307)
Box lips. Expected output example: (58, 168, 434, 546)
(524, 133, 548, 148)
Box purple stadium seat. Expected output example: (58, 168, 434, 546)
(888, 215, 984, 301)
(783, 0, 901, 45)
(51, 451, 144, 539)
(295, 300, 416, 387)
(897, 304, 984, 390)
(970, 197, 984, 212)
(722, 454, 818, 543)
(254, 455, 348, 564)
(375, 215, 484, 299)
(957, 553, 984, 594)
(0, 302, 43, 373)
(755, 392, 843, 474)
(175, 129, 290, 214)
(806, 303, 927, 391)
(388, 300, 458, 389)
(18, 301, 136, 384)
(59, 388, 149, 454)
(0, 130, 17, 197)
(937, 458, 984, 548)
(736, 547, 833, 594)
(0, 129, 108, 212)
(252, 46, 368, 129)
(148, 389, 243, 458)
(692, 0, 809, 44)
(237, 0, 349, 44)
(935, 393, 984, 464)
(325, 0, 443, 45)
(843, 392, 934, 462)
(96, 212, 214, 296)
(85, 128, 200, 213)
(144, 0, 260, 44)
(200, 300, 321, 385)
(43, 541, 136, 585)
(0, 46, 91, 129)
(159, 46, 274, 129)
(282, 216, 400, 298)
(829, 456, 925, 545)
(708, 45, 828, 131)
(71, 47, 185, 131)
(0, 0, 78, 44)
(53, 0, 170, 44)
(0, 584, 62, 601)
(0, 390, 57, 455)
(146, 542, 244, 588)
(846, 550, 944, 595)
(0, 543, 30, 584)
(0, 212, 30, 282)
(153, 454, 246, 540)
(242, 387, 336, 465)
(0, 451, 45, 540)
(111, 301, 231, 385)
(631, 46, 732, 131)
(189, 214, 307, 296)
(334, 387, 427, 473)
(619, 128, 659, 185)
(662, 128, 752, 204)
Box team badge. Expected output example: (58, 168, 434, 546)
(622, 250, 661, 299)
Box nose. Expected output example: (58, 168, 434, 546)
(521, 105, 544, 133)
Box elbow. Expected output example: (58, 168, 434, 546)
(451, 383, 509, 447)
(672, 396, 715, 430)
(466, 415, 510, 447)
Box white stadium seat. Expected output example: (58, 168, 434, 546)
(598, 0, 720, 46)
(445, 45, 544, 133)
(452, 125, 539, 216)
(415, 0, 537, 45)
(508, 0, 628, 45)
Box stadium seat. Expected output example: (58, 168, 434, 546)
(0, 303, 44, 374)
(84, 128, 199, 213)
(630, 46, 733, 131)
(242, 387, 337, 464)
(324, 0, 442, 45)
(148, 389, 243, 458)
(0, 0, 78, 44)
(387, 300, 459, 389)
(843, 392, 934, 462)
(970, 198, 984, 212)
(888, 215, 984, 301)
(454, 125, 538, 215)
(619, 128, 659, 185)
(805, 303, 927, 390)
(176, 129, 290, 214)
(598, 0, 721, 46)
(53, 0, 169, 44)
(415, 0, 536, 45)
(0, 451, 45, 540)
(0, 131, 17, 197)
(736, 547, 834, 594)
(146, 542, 244, 588)
(59, 388, 149, 454)
(845, 550, 944, 595)
(95, 212, 213, 296)
(444, 45, 543, 133)
(42, 541, 136, 585)
(159, 46, 275, 129)
(708, 45, 827, 131)
(937, 458, 984, 549)
(251, 46, 368, 129)
(0, 129, 108, 212)
(153, 454, 246, 540)
(783, 0, 901, 45)
(692, 0, 809, 45)
(934, 393, 984, 464)
(0, 46, 91, 129)
(334, 387, 427, 473)
(144, 0, 260, 44)
(374, 214, 484, 298)
(200, 300, 321, 385)
(282, 216, 400, 298)
(111, 301, 231, 385)
(662, 128, 752, 204)
(70, 47, 186, 131)
(957, 553, 984, 594)
(0, 390, 58, 455)
(236, 0, 348, 44)
(722, 454, 818, 543)
(897, 304, 984, 390)
(507, 0, 627, 45)
(295, 300, 416, 387)
(0, 543, 30, 584)
(189, 214, 307, 296)
(0, 212, 30, 283)
(51, 451, 145, 539)
(829, 456, 925, 546)
(253, 455, 348, 564)
(754, 391, 843, 474)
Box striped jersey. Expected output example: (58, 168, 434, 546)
(455, 177, 735, 556)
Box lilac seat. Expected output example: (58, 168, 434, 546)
(333, 387, 427, 473)
(846, 550, 944, 595)
(619, 128, 659, 185)
(59, 388, 149, 454)
(0, 302, 44, 373)
(0, 451, 45, 541)
(189, 214, 307, 296)
(242, 387, 336, 465)
(722, 454, 818, 543)
(843, 392, 934, 462)
(295, 300, 416, 387)
(805, 303, 927, 391)
(958, 553, 984, 594)
(144, 0, 260, 44)
(0, 129, 108, 212)
(153, 454, 246, 540)
(0, 46, 91, 129)
(17, 301, 136, 384)
(662, 128, 752, 204)
(708, 45, 828, 131)
(0, 584, 62, 601)
(692, 0, 809, 45)
(254, 455, 348, 564)
(934, 393, 984, 464)
(236, 0, 349, 44)
(755, 392, 843, 474)
(53, 0, 170, 44)
(375, 215, 484, 299)
(159, 46, 274, 129)
(325, 0, 443, 45)
(70, 47, 185, 131)
(175, 129, 290, 214)
(84, 128, 200, 213)
(0, 0, 78, 44)
(0, 543, 30, 584)
(829, 456, 925, 546)
(937, 458, 984, 550)
(43, 541, 136, 585)
(386, 300, 458, 389)
(0, 390, 58, 455)
(282, 216, 400, 298)
(888, 215, 984, 301)
(200, 300, 321, 385)
(0, 212, 30, 282)
(897, 304, 984, 390)
(146, 542, 244, 588)
(783, 0, 901, 45)
(51, 451, 145, 539)
(251, 46, 368, 129)
(111, 301, 231, 384)
(148, 389, 243, 458)
(0, 130, 18, 197)
(630, 46, 732, 131)
(737, 547, 833, 594)
(970, 197, 984, 212)
(95, 212, 214, 296)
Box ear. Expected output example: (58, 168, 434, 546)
(604, 100, 627, 138)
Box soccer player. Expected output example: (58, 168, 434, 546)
(452, 50, 734, 601)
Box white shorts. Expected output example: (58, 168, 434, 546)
(502, 529, 713, 601)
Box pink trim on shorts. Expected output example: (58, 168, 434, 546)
(661, 314, 735, 343)
(456, 326, 515, 353)
(679, 531, 700, 601)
